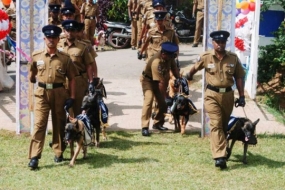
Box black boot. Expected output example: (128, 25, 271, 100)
(28, 157, 39, 170)
(142, 127, 150, 136)
(215, 157, 227, 169)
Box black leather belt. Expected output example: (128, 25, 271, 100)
(142, 71, 152, 80)
(207, 84, 232, 93)
(85, 16, 95, 19)
(38, 82, 64, 89)
(197, 9, 204, 12)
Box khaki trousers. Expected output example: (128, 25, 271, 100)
(84, 19, 96, 45)
(29, 87, 68, 159)
(140, 76, 167, 128)
(72, 76, 88, 117)
(131, 18, 138, 47)
(193, 11, 204, 44)
(204, 89, 234, 159)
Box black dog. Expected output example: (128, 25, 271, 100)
(81, 79, 107, 147)
(170, 94, 198, 134)
(226, 117, 260, 164)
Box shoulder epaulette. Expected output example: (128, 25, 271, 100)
(32, 49, 44, 56)
(57, 50, 69, 57)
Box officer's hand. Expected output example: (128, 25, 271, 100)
(192, 13, 195, 19)
(30, 77, 36, 83)
(165, 97, 173, 107)
(129, 17, 132, 21)
(186, 72, 193, 81)
(92, 77, 100, 88)
(88, 83, 95, 94)
(137, 52, 142, 60)
(235, 96, 246, 107)
(64, 98, 74, 111)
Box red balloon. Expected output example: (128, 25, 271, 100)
(249, 2, 255, 11)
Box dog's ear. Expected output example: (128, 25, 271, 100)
(252, 118, 260, 127)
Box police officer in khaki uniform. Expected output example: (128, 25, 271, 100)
(48, 4, 62, 26)
(59, 20, 95, 117)
(76, 22, 98, 58)
(192, 0, 204, 47)
(186, 30, 246, 169)
(57, 6, 76, 47)
(138, 11, 179, 61)
(140, 42, 180, 136)
(28, 25, 78, 169)
(80, 0, 100, 45)
(128, 0, 138, 50)
(71, 0, 83, 22)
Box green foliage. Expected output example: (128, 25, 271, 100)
(107, 0, 129, 22)
(258, 21, 285, 83)
(261, 0, 285, 12)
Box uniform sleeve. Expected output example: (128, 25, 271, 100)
(83, 48, 94, 66)
(234, 56, 245, 79)
(151, 59, 163, 81)
(95, 4, 100, 16)
(80, 3, 85, 14)
(29, 59, 38, 75)
(66, 57, 79, 80)
(194, 53, 206, 71)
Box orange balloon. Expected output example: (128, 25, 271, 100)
(240, 1, 249, 10)
(2, 0, 12, 5)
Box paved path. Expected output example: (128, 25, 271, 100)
(1, 44, 285, 134)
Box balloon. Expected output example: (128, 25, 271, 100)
(250, 0, 255, 2)
(236, 2, 241, 9)
(248, 2, 256, 11)
(236, 9, 241, 17)
(240, 1, 249, 10)
(241, 8, 250, 15)
(2, 0, 12, 5)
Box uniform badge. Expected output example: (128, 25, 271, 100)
(36, 60, 44, 66)
(207, 63, 215, 68)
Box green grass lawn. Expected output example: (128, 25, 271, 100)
(1, 129, 285, 190)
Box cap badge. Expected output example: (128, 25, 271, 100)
(51, 30, 54, 34)
(70, 23, 73, 26)
(221, 34, 223, 37)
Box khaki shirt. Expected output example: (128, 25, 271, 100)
(128, 0, 138, 18)
(80, 2, 99, 17)
(29, 49, 78, 83)
(48, 17, 61, 26)
(58, 40, 94, 74)
(193, 0, 204, 10)
(80, 39, 98, 59)
(71, 0, 83, 15)
(143, 52, 176, 82)
(194, 50, 245, 87)
(145, 26, 179, 54)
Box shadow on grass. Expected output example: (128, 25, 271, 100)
(228, 152, 285, 170)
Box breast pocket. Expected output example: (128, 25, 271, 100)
(152, 36, 161, 47)
(56, 65, 66, 77)
(70, 54, 82, 65)
(37, 65, 46, 76)
(206, 67, 217, 75)
(224, 64, 236, 79)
